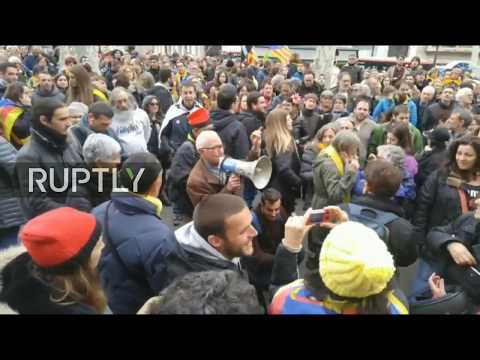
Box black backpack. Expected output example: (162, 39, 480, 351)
(346, 203, 399, 247)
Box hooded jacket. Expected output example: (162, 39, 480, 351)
(31, 87, 66, 106)
(237, 110, 263, 139)
(159, 99, 202, 152)
(93, 192, 178, 314)
(211, 109, 250, 160)
(69, 114, 125, 161)
(422, 100, 457, 131)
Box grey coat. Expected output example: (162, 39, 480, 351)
(0, 138, 26, 230)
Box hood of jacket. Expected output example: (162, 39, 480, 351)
(210, 109, 238, 132)
(175, 222, 240, 268)
(35, 86, 61, 98)
(159, 99, 201, 135)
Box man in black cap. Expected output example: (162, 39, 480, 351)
(415, 127, 451, 189)
(92, 152, 178, 314)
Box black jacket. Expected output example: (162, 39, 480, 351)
(166, 137, 199, 216)
(415, 147, 448, 189)
(237, 110, 263, 139)
(298, 82, 324, 98)
(342, 195, 418, 267)
(294, 109, 329, 144)
(15, 126, 84, 220)
(341, 65, 363, 84)
(413, 169, 464, 252)
(300, 145, 318, 182)
(422, 101, 456, 131)
(211, 109, 250, 159)
(427, 213, 479, 258)
(414, 99, 433, 131)
(0, 252, 96, 314)
(147, 84, 173, 118)
(269, 148, 302, 213)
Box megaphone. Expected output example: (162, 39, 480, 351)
(220, 156, 272, 190)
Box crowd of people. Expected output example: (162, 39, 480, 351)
(1, 45, 480, 314)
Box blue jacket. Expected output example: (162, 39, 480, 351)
(353, 169, 416, 202)
(92, 192, 178, 314)
(372, 98, 418, 127)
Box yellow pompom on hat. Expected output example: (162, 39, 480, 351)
(319, 222, 395, 298)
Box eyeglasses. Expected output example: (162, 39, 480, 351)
(149, 102, 159, 106)
(201, 144, 223, 151)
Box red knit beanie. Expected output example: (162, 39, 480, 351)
(20, 207, 102, 273)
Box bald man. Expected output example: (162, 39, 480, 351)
(415, 85, 436, 131)
(186, 130, 243, 207)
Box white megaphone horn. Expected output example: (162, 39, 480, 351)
(220, 156, 272, 190)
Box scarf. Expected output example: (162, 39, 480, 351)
(322, 145, 351, 203)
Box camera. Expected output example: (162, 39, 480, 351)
(309, 209, 330, 224)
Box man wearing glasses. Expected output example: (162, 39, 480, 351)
(187, 130, 242, 208)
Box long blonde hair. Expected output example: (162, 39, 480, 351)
(264, 109, 294, 157)
(67, 65, 94, 106)
(40, 259, 108, 314)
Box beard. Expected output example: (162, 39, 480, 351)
(113, 108, 134, 122)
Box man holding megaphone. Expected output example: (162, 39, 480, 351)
(187, 130, 243, 208)
(187, 129, 266, 208)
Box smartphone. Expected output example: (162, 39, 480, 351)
(309, 209, 330, 225)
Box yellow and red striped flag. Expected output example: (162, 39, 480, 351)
(270, 45, 292, 64)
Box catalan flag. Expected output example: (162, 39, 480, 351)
(270, 45, 292, 64)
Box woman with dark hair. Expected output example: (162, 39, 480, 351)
(0, 82, 33, 149)
(409, 56, 423, 72)
(205, 70, 229, 96)
(67, 65, 96, 106)
(415, 128, 451, 189)
(386, 123, 418, 177)
(0, 208, 108, 314)
(54, 73, 69, 96)
(412, 135, 480, 300)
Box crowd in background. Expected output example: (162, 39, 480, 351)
(1, 45, 480, 314)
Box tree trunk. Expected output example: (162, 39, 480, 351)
(312, 46, 337, 89)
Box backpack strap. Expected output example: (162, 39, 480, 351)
(102, 202, 151, 290)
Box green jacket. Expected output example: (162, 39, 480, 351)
(311, 152, 357, 209)
(368, 122, 424, 156)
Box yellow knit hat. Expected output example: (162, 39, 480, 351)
(319, 222, 395, 298)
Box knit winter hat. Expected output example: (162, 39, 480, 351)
(319, 222, 395, 298)
(20, 207, 102, 274)
(119, 152, 162, 193)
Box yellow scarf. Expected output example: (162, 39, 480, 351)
(92, 88, 108, 102)
(321, 145, 351, 203)
(132, 193, 163, 217)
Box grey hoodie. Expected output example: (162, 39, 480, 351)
(175, 222, 241, 270)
